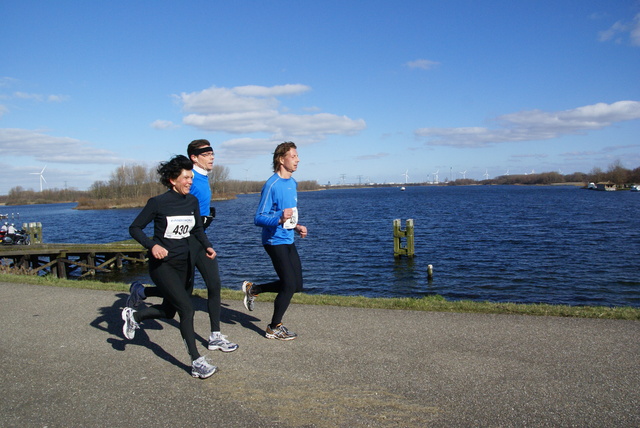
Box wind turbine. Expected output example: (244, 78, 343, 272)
(30, 165, 47, 192)
(402, 170, 409, 184)
(483, 169, 489, 180)
(433, 169, 439, 184)
(459, 170, 467, 179)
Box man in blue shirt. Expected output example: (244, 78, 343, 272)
(242, 142, 308, 340)
(186, 139, 238, 352)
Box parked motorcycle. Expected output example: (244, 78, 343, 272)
(0, 227, 31, 245)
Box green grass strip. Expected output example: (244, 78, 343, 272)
(1, 273, 637, 320)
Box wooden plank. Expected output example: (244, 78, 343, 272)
(58, 258, 111, 273)
(0, 242, 148, 278)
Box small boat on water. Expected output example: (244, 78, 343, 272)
(400, 186, 406, 191)
(631, 184, 640, 192)
(589, 182, 617, 191)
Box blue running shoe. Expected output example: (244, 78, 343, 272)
(126, 281, 146, 307)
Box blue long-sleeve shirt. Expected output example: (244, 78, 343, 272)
(189, 166, 211, 216)
(254, 173, 298, 245)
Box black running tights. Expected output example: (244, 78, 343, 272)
(134, 258, 200, 361)
(188, 238, 222, 333)
(253, 243, 303, 327)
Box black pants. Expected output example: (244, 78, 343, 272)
(134, 257, 200, 361)
(252, 243, 303, 327)
(188, 238, 222, 333)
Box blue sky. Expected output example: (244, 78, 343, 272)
(1, 1, 639, 194)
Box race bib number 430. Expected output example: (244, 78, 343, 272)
(164, 216, 195, 239)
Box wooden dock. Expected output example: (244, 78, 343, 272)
(0, 242, 148, 279)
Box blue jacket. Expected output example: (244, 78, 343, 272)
(190, 167, 211, 216)
(254, 173, 298, 245)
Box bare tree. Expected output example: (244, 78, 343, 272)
(588, 167, 605, 184)
(209, 165, 230, 195)
(606, 160, 628, 185)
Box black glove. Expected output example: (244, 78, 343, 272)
(203, 216, 213, 230)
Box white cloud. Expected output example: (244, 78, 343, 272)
(510, 153, 549, 159)
(176, 84, 366, 147)
(233, 84, 310, 97)
(271, 113, 365, 136)
(0, 77, 18, 88)
(14, 92, 43, 101)
(631, 13, 640, 46)
(47, 94, 69, 103)
(150, 119, 179, 130)
(177, 84, 310, 114)
(598, 13, 640, 46)
(0, 77, 68, 104)
(179, 87, 276, 114)
(0, 128, 123, 164)
(561, 144, 640, 158)
(219, 137, 277, 156)
(8, 91, 68, 103)
(355, 152, 390, 161)
(302, 106, 322, 112)
(405, 59, 441, 70)
(183, 110, 280, 133)
(415, 101, 640, 148)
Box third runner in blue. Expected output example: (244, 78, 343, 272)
(242, 141, 308, 340)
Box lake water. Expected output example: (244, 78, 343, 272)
(3, 185, 639, 307)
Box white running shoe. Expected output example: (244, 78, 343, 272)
(208, 332, 239, 352)
(191, 356, 218, 379)
(242, 281, 255, 311)
(121, 307, 139, 340)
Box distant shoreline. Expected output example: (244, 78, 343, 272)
(0, 183, 588, 208)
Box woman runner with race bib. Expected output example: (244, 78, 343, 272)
(122, 154, 218, 379)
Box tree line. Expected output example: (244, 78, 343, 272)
(481, 161, 640, 187)
(1, 163, 321, 207)
(1, 161, 638, 206)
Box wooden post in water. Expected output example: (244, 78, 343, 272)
(393, 218, 415, 257)
(116, 253, 123, 269)
(56, 252, 67, 279)
(23, 222, 43, 244)
(86, 252, 96, 276)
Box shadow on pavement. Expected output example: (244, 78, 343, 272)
(89, 292, 265, 374)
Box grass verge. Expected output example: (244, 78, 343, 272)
(1, 273, 638, 320)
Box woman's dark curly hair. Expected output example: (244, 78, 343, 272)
(157, 155, 193, 189)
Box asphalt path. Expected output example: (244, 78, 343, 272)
(1, 281, 638, 427)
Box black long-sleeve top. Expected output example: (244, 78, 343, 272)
(129, 190, 212, 262)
